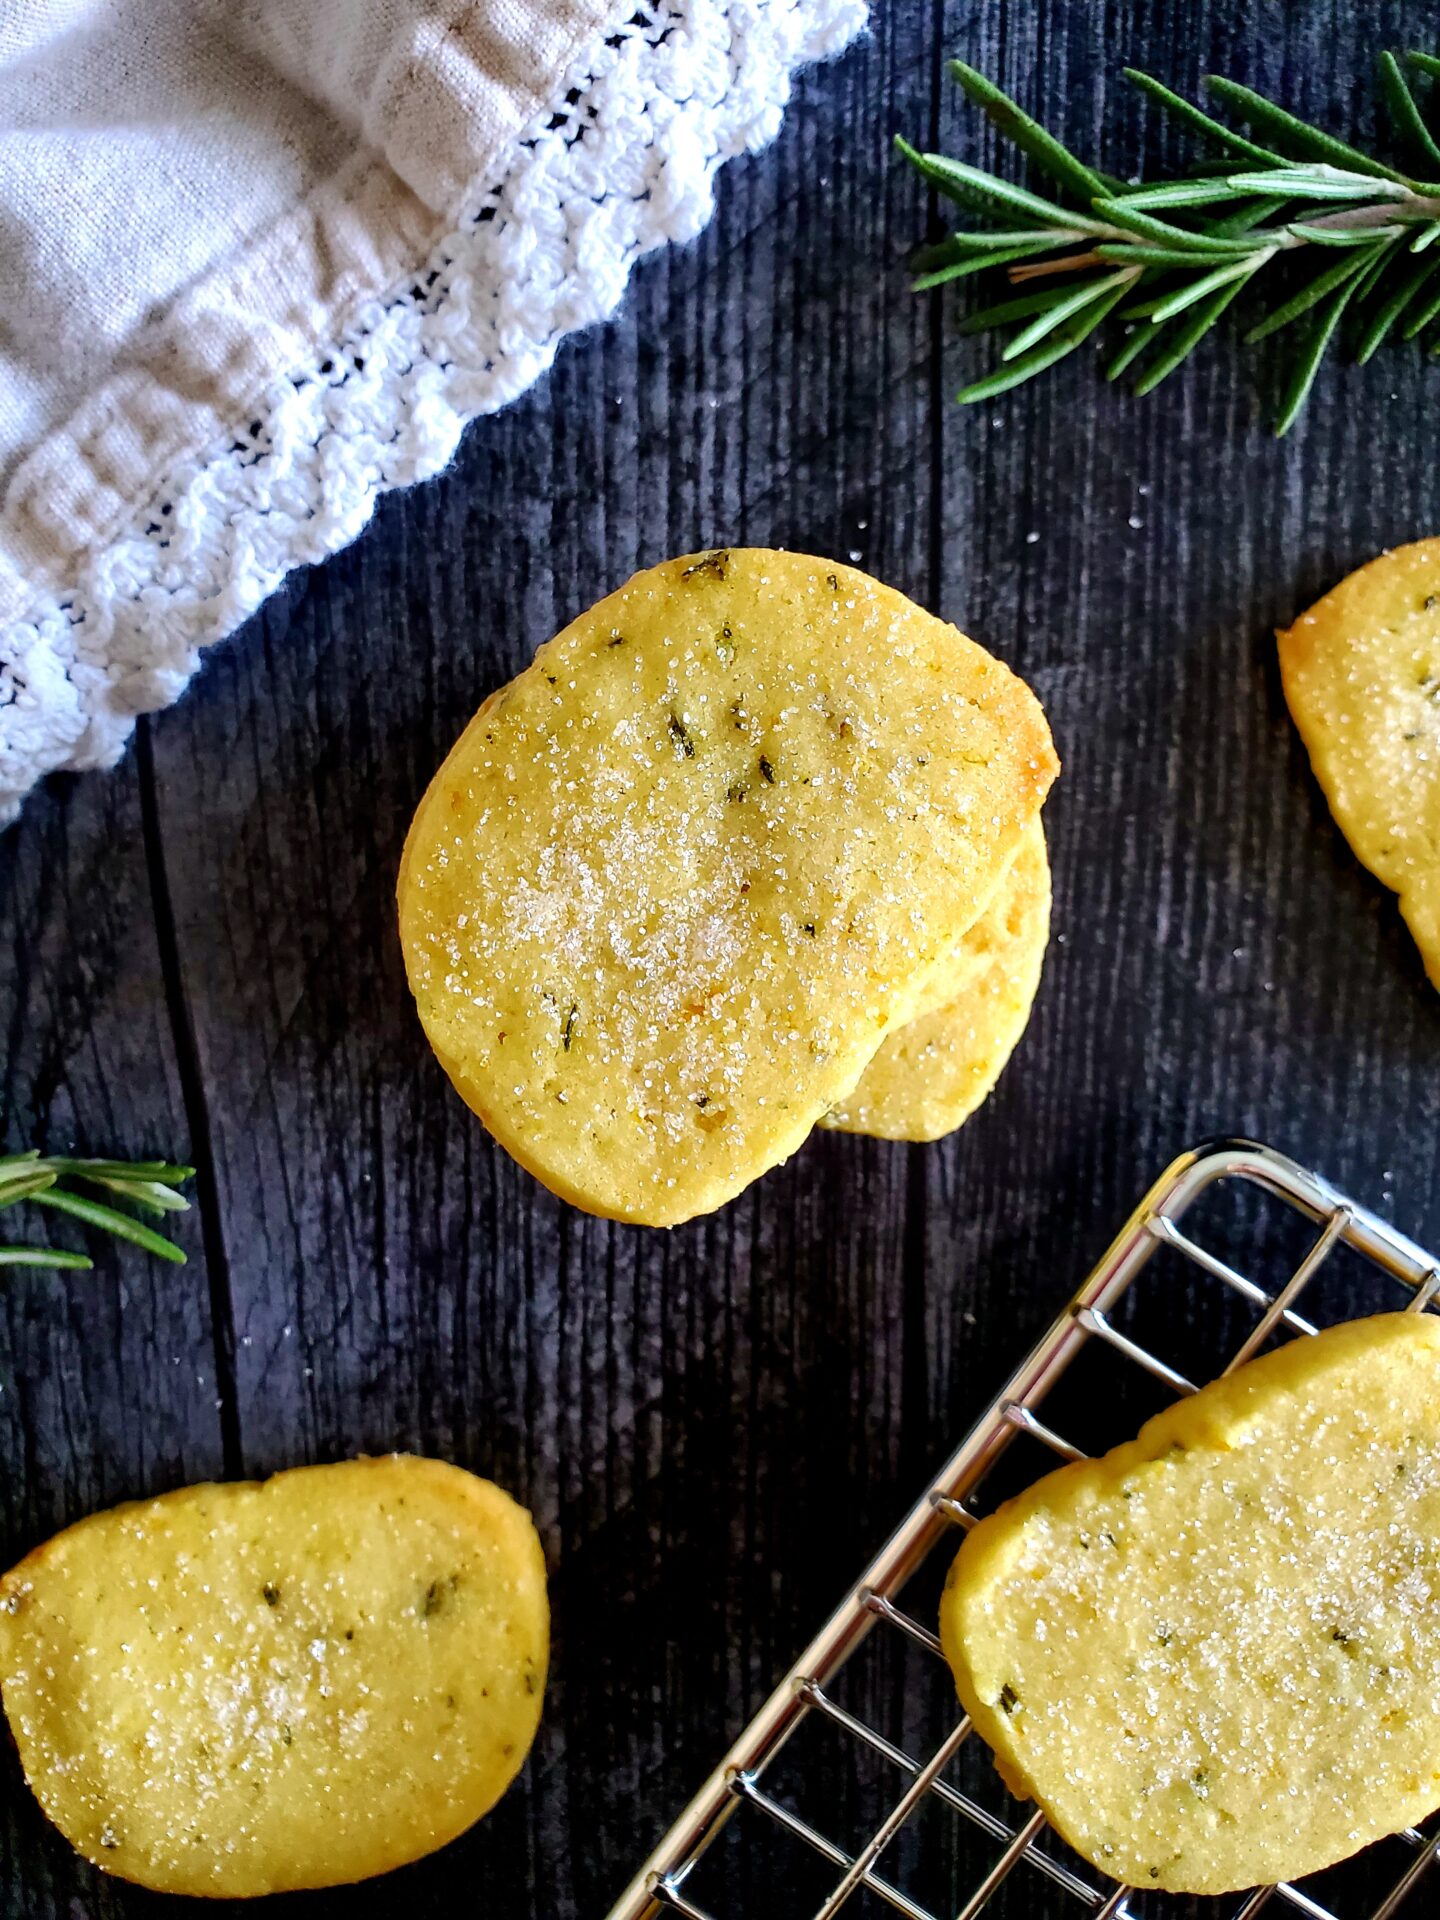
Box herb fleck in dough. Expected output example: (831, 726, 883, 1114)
(941, 1314, 1440, 1895)
(398, 549, 1057, 1225)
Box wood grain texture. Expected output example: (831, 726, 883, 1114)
(5, 1, 1440, 1915)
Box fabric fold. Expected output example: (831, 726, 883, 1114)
(0, 0, 868, 824)
(0, 0, 618, 608)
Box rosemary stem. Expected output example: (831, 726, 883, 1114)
(1010, 249, 1106, 282)
(1271, 195, 1440, 245)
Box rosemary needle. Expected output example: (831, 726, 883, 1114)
(0, 1149, 194, 1270)
(904, 51, 1440, 431)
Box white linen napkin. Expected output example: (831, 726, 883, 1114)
(0, 0, 866, 823)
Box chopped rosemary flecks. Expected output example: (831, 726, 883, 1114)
(562, 1004, 579, 1052)
(682, 550, 730, 582)
(422, 1573, 461, 1619)
(758, 755, 776, 784)
(998, 1681, 1020, 1715)
(0, 1149, 194, 1271)
(903, 51, 1440, 431)
(668, 712, 696, 758)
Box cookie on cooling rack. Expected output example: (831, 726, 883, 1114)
(820, 816, 1050, 1142)
(940, 1312, 1440, 1895)
(398, 549, 1057, 1225)
(1279, 538, 1440, 991)
(0, 1457, 547, 1896)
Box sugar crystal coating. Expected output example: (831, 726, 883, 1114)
(1279, 538, 1440, 990)
(397, 549, 1058, 1224)
(0, 1456, 548, 1896)
(941, 1313, 1440, 1895)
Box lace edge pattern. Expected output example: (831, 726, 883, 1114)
(0, 0, 867, 824)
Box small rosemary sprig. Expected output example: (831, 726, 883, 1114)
(903, 53, 1440, 432)
(0, 1150, 194, 1269)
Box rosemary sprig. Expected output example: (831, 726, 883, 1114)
(0, 1149, 194, 1269)
(903, 53, 1440, 431)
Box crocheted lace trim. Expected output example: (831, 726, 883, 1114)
(0, 0, 866, 824)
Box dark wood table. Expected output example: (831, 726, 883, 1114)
(6, 2, 1440, 1915)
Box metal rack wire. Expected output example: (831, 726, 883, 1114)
(607, 1139, 1440, 1920)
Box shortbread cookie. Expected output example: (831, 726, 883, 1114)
(941, 1313, 1440, 1894)
(398, 550, 1057, 1224)
(0, 1457, 548, 1896)
(822, 817, 1049, 1141)
(1279, 539, 1440, 989)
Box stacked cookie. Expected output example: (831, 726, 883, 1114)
(822, 813, 1051, 1143)
(399, 551, 1057, 1225)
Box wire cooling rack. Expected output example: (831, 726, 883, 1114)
(607, 1138, 1440, 1920)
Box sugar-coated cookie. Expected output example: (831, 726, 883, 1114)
(1279, 539, 1440, 990)
(942, 1314, 1440, 1895)
(0, 1457, 547, 1896)
(398, 550, 1057, 1224)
